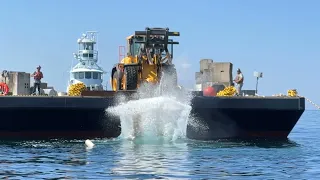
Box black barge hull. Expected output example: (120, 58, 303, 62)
(0, 93, 305, 140)
(0, 96, 121, 140)
(188, 95, 305, 140)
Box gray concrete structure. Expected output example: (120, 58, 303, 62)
(196, 59, 233, 90)
(200, 59, 213, 72)
(0, 71, 31, 95)
(195, 59, 258, 96)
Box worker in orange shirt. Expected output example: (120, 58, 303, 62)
(31, 65, 44, 95)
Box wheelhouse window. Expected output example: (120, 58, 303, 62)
(78, 72, 84, 79)
(73, 72, 79, 79)
(83, 43, 94, 50)
(74, 72, 101, 79)
(82, 53, 94, 58)
(93, 72, 99, 79)
(85, 72, 92, 79)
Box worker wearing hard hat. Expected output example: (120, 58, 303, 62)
(31, 65, 44, 95)
(233, 68, 244, 96)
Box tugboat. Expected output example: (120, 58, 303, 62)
(68, 31, 106, 92)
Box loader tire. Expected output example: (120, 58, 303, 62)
(123, 66, 138, 90)
(111, 71, 120, 91)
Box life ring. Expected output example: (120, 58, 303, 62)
(0, 82, 9, 95)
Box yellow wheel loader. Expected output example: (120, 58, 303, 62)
(110, 27, 180, 92)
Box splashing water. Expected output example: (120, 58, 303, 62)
(106, 77, 194, 142)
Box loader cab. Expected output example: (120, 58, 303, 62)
(127, 35, 174, 59)
(127, 36, 145, 57)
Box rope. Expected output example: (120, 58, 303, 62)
(216, 86, 237, 96)
(301, 96, 320, 110)
(287, 89, 320, 110)
(68, 82, 87, 96)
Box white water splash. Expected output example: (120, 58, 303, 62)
(105, 50, 210, 142)
(106, 75, 194, 142)
(108, 95, 192, 141)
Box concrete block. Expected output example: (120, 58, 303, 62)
(17, 72, 31, 95)
(195, 72, 201, 84)
(210, 62, 233, 85)
(200, 59, 213, 72)
(195, 60, 235, 88)
(0, 71, 30, 95)
(195, 72, 211, 84)
(194, 84, 202, 91)
(40, 83, 47, 89)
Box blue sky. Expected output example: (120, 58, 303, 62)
(1, 0, 319, 109)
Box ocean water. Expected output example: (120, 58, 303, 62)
(0, 110, 319, 179)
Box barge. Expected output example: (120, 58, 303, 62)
(0, 29, 305, 140)
(0, 91, 305, 140)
